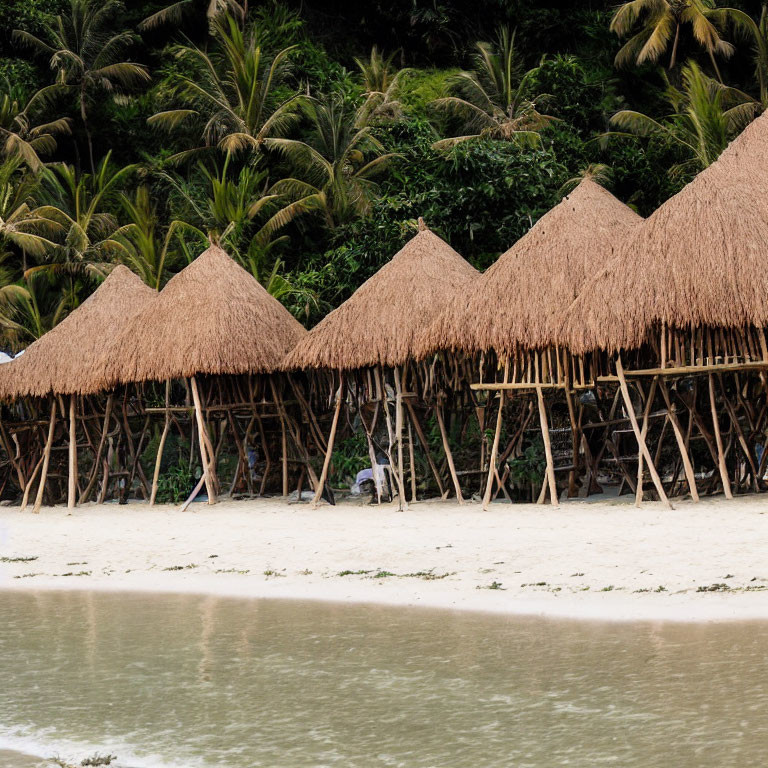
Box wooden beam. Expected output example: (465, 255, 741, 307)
(616, 357, 672, 509)
(190, 376, 216, 505)
(536, 385, 558, 507)
(67, 395, 77, 510)
(33, 398, 57, 514)
(483, 358, 508, 510)
(708, 373, 733, 499)
(312, 384, 343, 507)
(658, 380, 699, 502)
(150, 381, 171, 506)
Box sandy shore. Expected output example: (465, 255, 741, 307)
(2, 493, 768, 621)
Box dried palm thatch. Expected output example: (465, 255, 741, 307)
(105, 244, 307, 385)
(417, 178, 641, 357)
(0, 266, 156, 399)
(563, 112, 768, 355)
(283, 223, 478, 371)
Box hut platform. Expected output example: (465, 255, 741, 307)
(3, 495, 768, 622)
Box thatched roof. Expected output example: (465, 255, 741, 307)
(283, 223, 479, 371)
(105, 244, 307, 384)
(417, 178, 642, 357)
(0, 266, 156, 399)
(563, 112, 768, 354)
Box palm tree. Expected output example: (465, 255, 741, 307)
(0, 79, 72, 171)
(430, 27, 554, 149)
(354, 47, 412, 125)
(610, 0, 742, 80)
(14, 0, 151, 173)
(117, 186, 207, 290)
(265, 95, 400, 228)
(602, 60, 759, 175)
(140, 0, 247, 31)
(0, 158, 61, 265)
(713, 4, 768, 105)
(0, 272, 73, 350)
(148, 13, 302, 163)
(26, 154, 136, 288)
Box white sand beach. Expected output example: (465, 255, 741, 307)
(2, 494, 768, 622)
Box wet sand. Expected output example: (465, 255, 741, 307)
(2, 494, 768, 620)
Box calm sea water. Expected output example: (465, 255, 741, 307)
(0, 591, 767, 767)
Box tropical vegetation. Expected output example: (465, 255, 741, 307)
(0, 0, 765, 349)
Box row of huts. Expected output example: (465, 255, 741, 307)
(3, 109, 768, 511)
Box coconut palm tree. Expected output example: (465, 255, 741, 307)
(713, 4, 768, 105)
(610, 0, 743, 80)
(117, 186, 207, 290)
(602, 60, 759, 175)
(140, 0, 247, 31)
(265, 94, 400, 228)
(14, 0, 151, 174)
(430, 27, 554, 149)
(0, 158, 61, 265)
(25, 154, 136, 288)
(354, 47, 412, 125)
(0, 80, 72, 171)
(0, 271, 73, 350)
(148, 13, 302, 163)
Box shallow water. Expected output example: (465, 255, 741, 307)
(1, 591, 767, 767)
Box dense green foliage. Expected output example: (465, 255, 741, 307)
(0, 0, 764, 344)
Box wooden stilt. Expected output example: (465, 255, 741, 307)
(393, 366, 408, 510)
(20, 454, 43, 512)
(708, 373, 733, 499)
(436, 402, 463, 503)
(536, 385, 559, 508)
(616, 357, 672, 509)
(33, 398, 57, 514)
(312, 382, 343, 507)
(67, 394, 77, 510)
(405, 400, 445, 498)
(150, 381, 171, 506)
(407, 418, 417, 502)
(718, 374, 759, 491)
(190, 376, 216, 505)
(280, 412, 288, 497)
(658, 380, 699, 502)
(483, 358, 509, 510)
(360, 400, 383, 503)
(79, 394, 113, 504)
(635, 377, 658, 507)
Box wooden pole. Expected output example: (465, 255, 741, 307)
(280, 411, 288, 497)
(79, 394, 113, 504)
(312, 382, 343, 507)
(67, 394, 77, 510)
(483, 358, 509, 510)
(190, 376, 216, 505)
(394, 366, 407, 509)
(708, 373, 733, 499)
(616, 357, 672, 509)
(20, 454, 43, 512)
(150, 381, 171, 506)
(33, 398, 57, 514)
(658, 380, 699, 502)
(407, 418, 417, 503)
(436, 402, 463, 503)
(536, 385, 559, 507)
(635, 377, 658, 507)
(405, 400, 446, 498)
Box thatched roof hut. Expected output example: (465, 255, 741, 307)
(283, 223, 478, 371)
(105, 244, 307, 385)
(417, 178, 642, 358)
(562, 112, 768, 355)
(0, 266, 156, 399)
